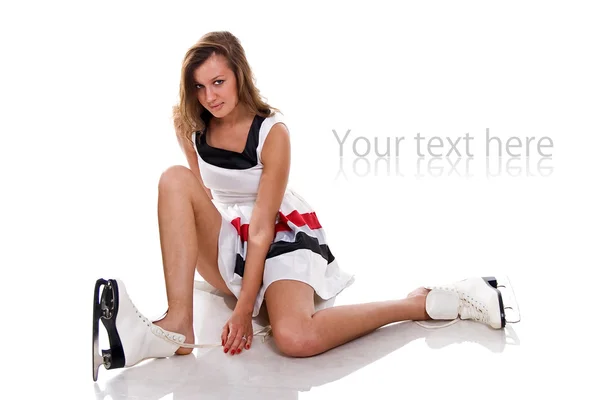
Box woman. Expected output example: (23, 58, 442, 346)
(92, 31, 515, 381)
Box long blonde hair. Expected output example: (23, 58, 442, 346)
(173, 31, 281, 145)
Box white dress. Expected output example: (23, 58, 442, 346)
(191, 111, 355, 317)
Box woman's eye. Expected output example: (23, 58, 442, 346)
(195, 80, 223, 89)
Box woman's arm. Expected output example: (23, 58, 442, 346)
(179, 136, 213, 200)
(173, 106, 213, 199)
(236, 122, 291, 314)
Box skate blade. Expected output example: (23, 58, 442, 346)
(92, 278, 125, 381)
(92, 279, 107, 381)
(495, 275, 521, 324)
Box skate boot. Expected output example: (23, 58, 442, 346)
(420, 276, 521, 330)
(92, 278, 186, 381)
(92, 278, 276, 381)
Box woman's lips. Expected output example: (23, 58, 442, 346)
(210, 103, 224, 110)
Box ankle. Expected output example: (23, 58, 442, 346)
(411, 294, 432, 321)
(154, 312, 193, 330)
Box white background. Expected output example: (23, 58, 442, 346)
(1, 0, 599, 398)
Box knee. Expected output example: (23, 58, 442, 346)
(158, 165, 194, 190)
(271, 319, 319, 358)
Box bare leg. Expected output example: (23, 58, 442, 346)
(265, 280, 432, 357)
(152, 166, 229, 355)
(309, 288, 431, 354)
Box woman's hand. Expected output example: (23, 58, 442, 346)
(222, 307, 254, 355)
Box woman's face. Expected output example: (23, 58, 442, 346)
(193, 53, 238, 118)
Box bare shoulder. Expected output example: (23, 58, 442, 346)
(261, 122, 290, 164)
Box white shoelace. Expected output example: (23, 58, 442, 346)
(154, 324, 273, 348)
(415, 319, 460, 329)
(138, 306, 274, 348)
(458, 293, 489, 325)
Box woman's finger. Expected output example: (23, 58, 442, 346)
(224, 325, 238, 353)
(230, 329, 245, 355)
(245, 332, 252, 350)
(222, 325, 230, 350)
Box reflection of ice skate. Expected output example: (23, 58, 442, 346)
(424, 320, 521, 353)
(418, 276, 521, 329)
(93, 353, 199, 400)
(92, 278, 186, 382)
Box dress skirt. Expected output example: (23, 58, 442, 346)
(212, 188, 356, 318)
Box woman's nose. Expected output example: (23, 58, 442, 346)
(205, 87, 216, 102)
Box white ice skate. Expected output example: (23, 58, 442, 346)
(92, 278, 189, 381)
(417, 276, 521, 330)
(92, 278, 274, 381)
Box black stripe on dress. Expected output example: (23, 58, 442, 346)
(267, 231, 335, 262)
(233, 232, 335, 277)
(234, 254, 246, 277)
(195, 114, 264, 170)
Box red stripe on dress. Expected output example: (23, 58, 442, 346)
(233, 221, 291, 241)
(274, 221, 292, 234)
(278, 210, 322, 229)
(230, 217, 250, 242)
(229, 211, 321, 242)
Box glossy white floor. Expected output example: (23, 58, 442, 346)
(91, 277, 527, 400)
(3, 1, 599, 398)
